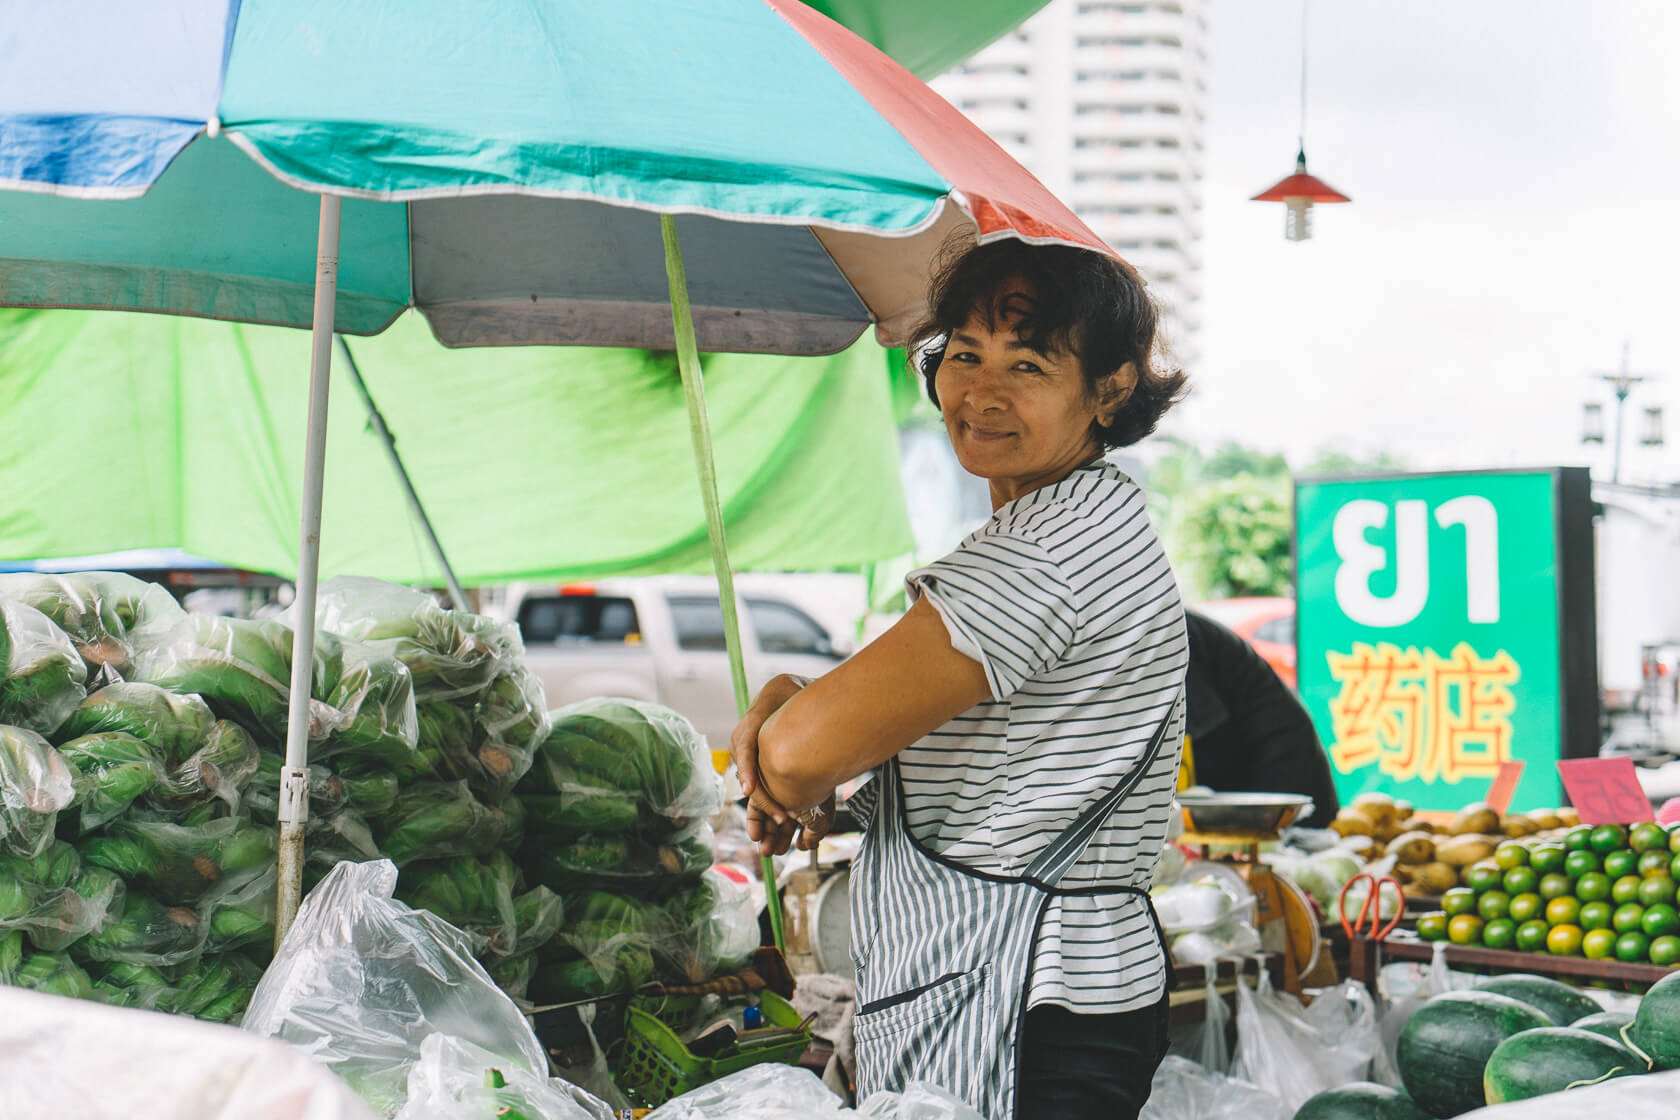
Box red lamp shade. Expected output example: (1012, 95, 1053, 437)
(1252, 149, 1349, 240)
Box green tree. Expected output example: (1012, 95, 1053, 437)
(1171, 474, 1294, 600)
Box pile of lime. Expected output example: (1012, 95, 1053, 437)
(1416, 822, 1680, 964)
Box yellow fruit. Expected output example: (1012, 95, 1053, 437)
(1450, 802, 1501, 836)
(1331, 810, 1375, 838)
(1448, 914, 1485, 944)
(1389, 831, 1437, 865)
(1436, 835, 1499, 867)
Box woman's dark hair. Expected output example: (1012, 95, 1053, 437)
(907, 237, 1188, 448)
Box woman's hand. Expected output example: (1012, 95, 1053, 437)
(730, 673, 812, 806)
(745, 790, 837, 856)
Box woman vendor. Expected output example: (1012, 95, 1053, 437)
(730, 237, 1189, 1119)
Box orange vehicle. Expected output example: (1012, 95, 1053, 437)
(1193, 596, 1297, 688)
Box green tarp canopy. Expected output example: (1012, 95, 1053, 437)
(806, 1, 1052, 78)
(0, 309, 913, 583)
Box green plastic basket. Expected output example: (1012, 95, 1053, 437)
(627, 988, 710, 1036)
(615, 989, 811, 1107)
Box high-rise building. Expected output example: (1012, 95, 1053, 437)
(931, 0, 1209, 368)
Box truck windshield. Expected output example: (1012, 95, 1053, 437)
(667, 595, 836, 657)
(518, 595, 640, 645)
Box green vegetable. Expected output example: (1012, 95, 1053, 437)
(336, 764, 399, 815)
(56, 683, 214, 765)
(0, 571, 181, 673)
(58, 732, 162, 829)
(323, 639, 418, 766)
(197, 986, 253, 1023)
(80, 818, 276, 901)
(0, 600, 88, 736)
(0, 724, 76, 856)
(1293, 1082, 1431, 1120)
(488, 951, 537, 1001)
(521, 790, 638, 835)
(1631, 968, 1680, 1069)
(1473, 973, 1600, 1026)
(0, 929, 23, 982)
(1397, 991, 1552, 1117)
(15, 951, 95, 1000)
(159, 720, 261, 807)
(1572, 1010, 1636, 1044)
(78, 892, 206, 966)
(511, 886, 564, 956)
(1483, 1027, 1638, 1104)
(374, 781, 505, 866)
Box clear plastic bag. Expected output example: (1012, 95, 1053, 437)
(0, 599, 89, 736)
(394, 851, 520, 957)
(1139, 1055, 1291, 1120)
(1230, 965, 1380, 1113)
(79, 815, 277, 903)
(526, 697, 724, 827)
(0, 571, 183, 675)
(56, 682, 217, 766)
(530, 889, 660, 1003)
(471, 667, 546, 798)
(0, 724, 76, 857)
(645, 1064, 846, 1118)
(0, 839, 124, 952)
(658, 868, 760, 983)
(1195, 962, 1233, 1074)
(57, 731, 165, 831)
(150, 719, 262, 814)
(241, 859, 551, 1117)
(394, 1032, 611, 1120)
(75, 888, 210, 967)
(203, 863, 278, 954)
(855, 1081, 985, 1119)
(323, 638, 421, 766)
(521, 821, 716, 886)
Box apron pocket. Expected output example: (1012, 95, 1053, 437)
(854, 962, 993, 1039)
(853, 963, 995, 1106)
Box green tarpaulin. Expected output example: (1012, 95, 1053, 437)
(0, 309, 912, 583)
(806, 1, 1052, 78)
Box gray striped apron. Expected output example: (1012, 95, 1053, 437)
(848, 697, 1180, 1119)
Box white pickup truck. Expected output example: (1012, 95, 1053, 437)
(482, 575, 859, 752)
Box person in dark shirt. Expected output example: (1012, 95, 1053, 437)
(1181, 608, 1339, 828)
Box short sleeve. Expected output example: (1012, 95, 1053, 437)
(907, 532, 1078, 700)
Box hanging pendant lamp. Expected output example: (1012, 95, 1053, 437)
(1252, 0, 1349, 240)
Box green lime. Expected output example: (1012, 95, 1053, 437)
(1416, 911, 1449, 941)
(1640, 850, 1672, 877)
(1580, 900, 1614, 931)
(1465, 863, 1504, 893)
(1638, 875, 1678, 908)
(1612, 875, 1645, 905)
(1545, 896, 1581, 926)
(1478, 890, 1512, 921)
(1565, 826, 1595, 852)
(1617, 930, 1653, 962)
(1613, 902, 1647, 933)
(1482, 917, 1517, 950)
(1495, 842, 1530, 870)
(1631, 822, 1670, 854)
(1442, 887, 1478, 917)
(1583, 927, 1619, 959)
(1643, 903, 1680, 938)
(1669, 852, 1680, 881)
(1448, 914, 1485, 945)
(1503, 866, 1540, 895)
(1508, 892, 1544, 922)
(1575, 871, 1613, 903)
(1669, 825, 1680, 854)
(1651, 934, 1680, 966)
(1605, 849, 1640, 879)
(1515, 919, 1551, 952)
(1531, 844, 1569, 874)
(1564, 849, 1601, 879)
(1591, 824, 1630, 855)
(1539, 873, 1574, 901)
(1547, 924, 1584, 956)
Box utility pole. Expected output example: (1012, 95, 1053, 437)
(1586, 342, 1661, 484)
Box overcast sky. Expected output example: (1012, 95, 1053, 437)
(1169, 0, 1680, 480)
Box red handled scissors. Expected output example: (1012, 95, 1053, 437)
(1338, 872, 1405, 942)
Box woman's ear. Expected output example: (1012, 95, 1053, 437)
(1097, 362, 1139, 426)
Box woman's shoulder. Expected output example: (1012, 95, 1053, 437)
(988, 463, 1150, 547)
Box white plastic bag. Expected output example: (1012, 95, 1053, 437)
(242, 859, 556, 1116)
(855, 1080, 985, 1119)
(1196, 962, 1232, 1074)
(645, 1064, 847, 1118)
(1374, 939, 1454, 1086)
(395, 1033, 611, 1120)
(1139, 1056, 1290, 1120)
(1230, 965, 1379, 1112)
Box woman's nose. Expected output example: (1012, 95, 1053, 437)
(963, 365, 1007, 411)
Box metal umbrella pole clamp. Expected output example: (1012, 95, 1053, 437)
(274, 194, 343, 949)
(661, 215, 788, 955)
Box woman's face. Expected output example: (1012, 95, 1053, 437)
(934, 289, 1124, 508)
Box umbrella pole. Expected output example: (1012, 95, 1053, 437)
(274, 194, 343, 948)
(660, 215, 787, 956)
(335, 335, 470, 611)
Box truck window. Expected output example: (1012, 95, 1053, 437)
(746, 598, 837, 658)
(668, 596, 729, 652)
(517, 595, 640, 645)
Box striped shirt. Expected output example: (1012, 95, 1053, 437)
(854, 460, 1187, 1014)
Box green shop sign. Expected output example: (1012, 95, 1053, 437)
(1294, 468, 1598, 813)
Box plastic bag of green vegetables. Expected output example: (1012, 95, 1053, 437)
(472, 668, 546, 793)
(308, 576, 520, 703)
(530, 891, 660, 1003)
(485, 952, 538, 1003)
(509, 886, 565, 958)
(373, 780, 510, 867)
(0, 929, 22, 985)
(79, 815, 277, 902)
(0, 724, 76, 857)
(13, 949, 97, 1001)
(56, 682, 216, 766)
(0, 841, 125, 953)
(0, 600, 88, 737)
(395, 851, 520, 956)
(0, 571, 184, 675)
(521, 785, 642, 838)
(523, 698, 722, 827)
(204, 863, 277, 955)
(149, 719, 261, 814)
(521, 823, 715, 889)
(128, 614, 343, 745)
(319, 637, 419, 767)
(242, 858, 549, 1117)
(167, 950, 265, 1022)
(73, 890, 209, 967)
(57, 731, 165, 831)
(301, 808, 384, 875)
(657, 869, 761, 984)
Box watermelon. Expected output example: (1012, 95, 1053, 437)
(1293, 1082, 1430, 1119)
(1572, 1010, 1636, 1044)
(1629, 968, 1680, 1069)
(1397, 991, 1551, 1117)
(1482, 1027, 1639, 1104)
(1473, 974, 1600, 1025)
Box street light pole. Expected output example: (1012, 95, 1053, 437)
(1594, 342, 1654, 485)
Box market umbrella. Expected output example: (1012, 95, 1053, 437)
(1, 0, 1118, 936)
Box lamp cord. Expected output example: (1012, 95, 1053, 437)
(1298, 0, 1310, 153)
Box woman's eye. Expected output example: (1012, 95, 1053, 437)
(948, 351, 979, 363)
(1013, 361, 1044, 374)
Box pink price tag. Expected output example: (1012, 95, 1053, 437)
(1556, 757, 1653, 825)
(1485, 761, 1524, 816)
